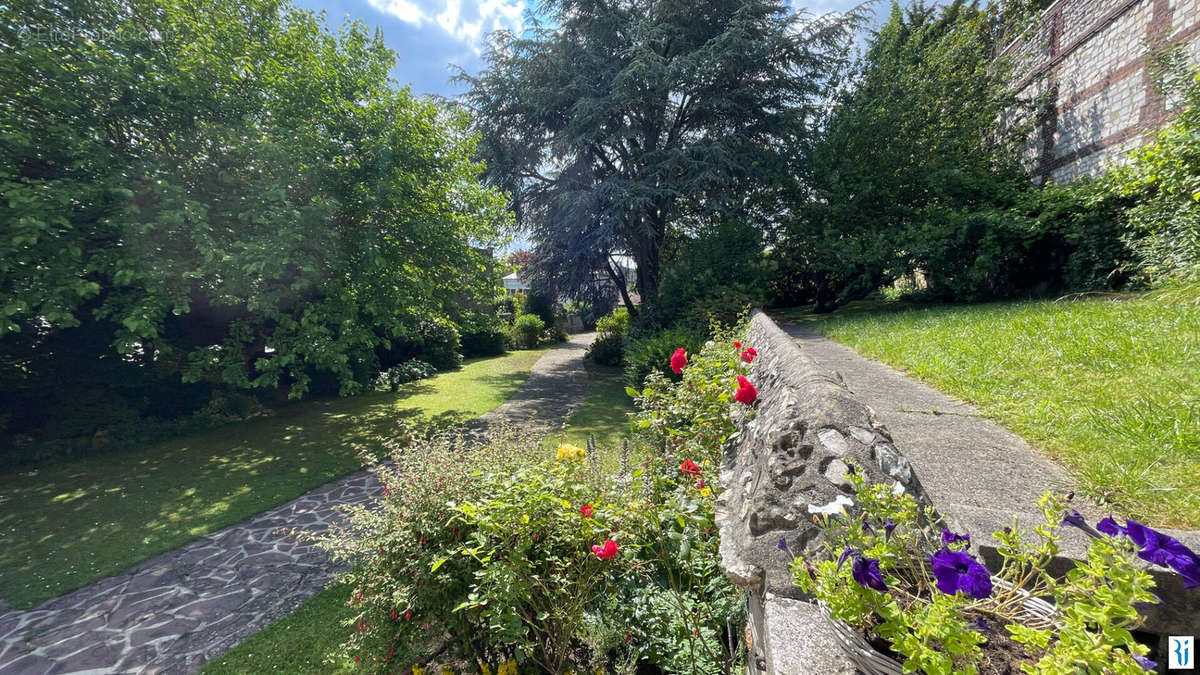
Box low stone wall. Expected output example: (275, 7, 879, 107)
(716, 311, 937, 673)
(716, 311, 1200, 672)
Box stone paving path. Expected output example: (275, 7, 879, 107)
(0, 334, 594, 675)
(779, 324, 1104, 538)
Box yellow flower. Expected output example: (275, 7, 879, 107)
(699, 487, 712, 498)
(412, 666, 425, 675)
(556, 443, 586, 460)
(442, 668, 454, 675)
(480, 665, 492, 675)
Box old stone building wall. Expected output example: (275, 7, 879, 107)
(1003, 0, 1200, 183)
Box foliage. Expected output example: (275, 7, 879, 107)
(511, 314, 546, 350)
(791, 473, 1162, 674)
(587, 307, 630, 366)
(460, 326, 509, 358)
(318, 329, 756, 674)
(622, 327, 706, 390)
(809, 292, 1200, 527)
(374, 360, 436, 392)
(659, 221, 768, 328)
(0, 0, 508, 457)
(1104, 62, 1200, 285)
(460, 0, 863, 311)
(522, 291, 557, 329)
(775, 0, 1043, 310)
(414, 318, 464, 372)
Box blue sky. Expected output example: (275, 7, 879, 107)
(296, 0, 883, 98)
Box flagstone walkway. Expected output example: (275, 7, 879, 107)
(0, 334, 593, 675)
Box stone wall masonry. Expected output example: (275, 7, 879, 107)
(715, 312, 936, 673)
(1002, 0, 1200, 183)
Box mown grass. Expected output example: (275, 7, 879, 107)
(799, 288, 1200, 528)
(542, 362, 637, 470)
(201, 582, 357, 674)
(0, 349, 547, 609)
(204, 357, 638, 673)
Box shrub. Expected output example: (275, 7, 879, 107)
(623, 327, 705, 389)
(415, 318, 463, 371)
(318, 428, 638, 672)
(374, 359, 435, 392)
(587, 307, 630, 365)
(522, 290, 556, 327)
(586, 335, 624, 366)
(460, 327, 508, 358)
(511, 314, 545, 349)
(594, 307, 630, 338)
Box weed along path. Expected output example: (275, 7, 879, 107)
(0, 334, 593, 675)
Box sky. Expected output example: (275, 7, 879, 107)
(295, 0, 883, 98)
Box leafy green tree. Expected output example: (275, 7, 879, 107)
(0, 0, 508, 444)
(458, 0, 861, 313)
(778, 0, 1035, 310)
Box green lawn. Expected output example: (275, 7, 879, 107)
(0, 349, 546, 609)
(795, 289, 1199, 528)
(542, 362, 637, 470)
(208, 357, 638, 674)
(202, 583, 357, 674)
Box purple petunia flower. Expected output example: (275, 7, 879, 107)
(777, 537, 792, 558)
(836, 546, 853, 570)
(1123, 520, 1200, 589)
(1097, 517, 1125, 537)
(850, 554, 887, 592)
(1061, 510, 1088, 529)
(884, 520, 896, 542)
(941, 528, 970, 546)
(1133, 655, 1156, 671)
(930, 548, 993, 599)
(1093, 517, 1200, 589)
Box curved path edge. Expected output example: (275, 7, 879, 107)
(0, 334, 594, 675)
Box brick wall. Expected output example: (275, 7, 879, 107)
(1002, 0, 1200, 183)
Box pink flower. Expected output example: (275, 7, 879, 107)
(740, 347, 757, 363)
(592, 539, 619, 559)
(670, 348, 688, 374)
(580, 504, 594, 518)
(680, 459, 701, 477)
(734, 376, 758, 405)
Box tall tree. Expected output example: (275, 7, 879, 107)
(458, 0, 861, 313)
(0, 0, 509, 409)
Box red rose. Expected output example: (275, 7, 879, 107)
(670, 347, 688, 374)
(592, 539, 619, 559)
(733, 341, 742, 349)
(734, 375, 758, 405)
(580, 504, 594, 518)
(680, 459, 701, 476)
(696, 478, 704, 489)
(740, 347, 757, 363)
(404, 609, 412, 620)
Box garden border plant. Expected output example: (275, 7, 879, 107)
(315, 323, 763, 673)
(786, 468, 1200, 674)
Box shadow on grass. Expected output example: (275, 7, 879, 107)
(0, 350, 545, 609)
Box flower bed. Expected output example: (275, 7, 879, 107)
(316, 325, 760, 673)
(787, 468, 1200, 674)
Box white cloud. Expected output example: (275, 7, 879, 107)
(366, 0, 525, 49)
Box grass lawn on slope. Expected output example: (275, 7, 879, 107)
(0, 349, 547, 609)
(787, 288, 1199, 528)
(208, 358, 638, 674)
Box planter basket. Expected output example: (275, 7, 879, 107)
(820, 578, 1057, 675)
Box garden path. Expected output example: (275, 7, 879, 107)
(778, 324, 1108, 542)
(0, 333, 594, 675)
